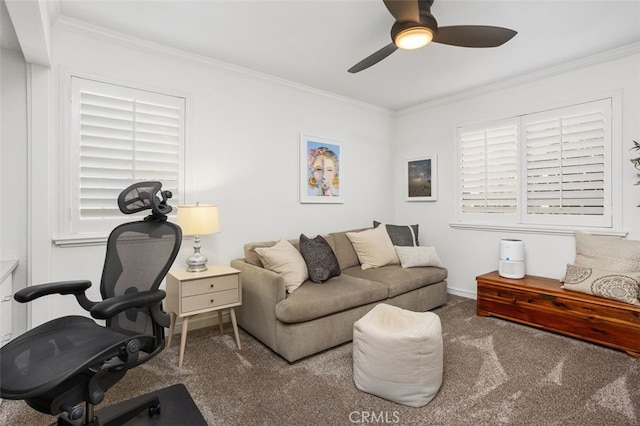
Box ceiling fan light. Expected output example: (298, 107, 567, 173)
(395, 26, 433, 50)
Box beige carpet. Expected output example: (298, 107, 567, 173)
(1, 295, 639, 425)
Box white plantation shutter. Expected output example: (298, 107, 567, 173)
(458, 121, 518, 218)
(68, 77, 185, 236)
(523, 99, 611, 227)
(456, 98, 612, 230)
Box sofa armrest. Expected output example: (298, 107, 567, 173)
(230, 258, 287, 353)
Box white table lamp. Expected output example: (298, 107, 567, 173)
(177, 203, 220, 272)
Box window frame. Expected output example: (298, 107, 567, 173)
(56, 72, 187, 246)
(453, 94, 622, 235)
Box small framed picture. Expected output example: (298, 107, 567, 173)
(300, 134, 343, 204)
(406, 155, 437, 201)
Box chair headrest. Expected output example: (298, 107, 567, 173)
(117, 181, 173, 220)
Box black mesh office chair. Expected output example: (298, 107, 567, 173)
(0, 182, 182, 425)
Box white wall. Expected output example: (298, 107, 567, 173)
(7, 21, 640, 326)
(393, 50, 640, 297)
(33, 24, 394, 324)
(1, 47, 28, 335)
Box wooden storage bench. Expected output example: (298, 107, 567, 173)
(476, 270, 640, 358)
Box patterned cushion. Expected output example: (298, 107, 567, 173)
(299, 234, 341, 283)
(394, 246, 444, 269)
(561, 264, 640, 305)
(373, 221, 418, 246)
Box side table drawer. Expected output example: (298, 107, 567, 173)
(181, 288, 239, 313)
(182, 274, 238, 297)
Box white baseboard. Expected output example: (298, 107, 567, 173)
(447, 287, 477, 300)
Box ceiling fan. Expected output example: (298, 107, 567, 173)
(348, 0, 517, 73)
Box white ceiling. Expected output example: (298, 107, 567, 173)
(10, 1, 640, 110)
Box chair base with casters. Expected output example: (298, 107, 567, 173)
(55, 393, 161, 426)
(0, 182, 182, 425)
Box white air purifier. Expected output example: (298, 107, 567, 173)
(499, 239, 525, 279)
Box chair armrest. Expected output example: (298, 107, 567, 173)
(90, 290, 166, 320)
(14, 280, 92, 303)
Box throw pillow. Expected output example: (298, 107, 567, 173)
(346, 225, 399, 270)
(561, 264, 640, 306)
(243, 241, 277, 267)
(299, 234, 341, 283)
(394, 246, 445, 269)
(373, 221, 419, 246)
(574, 231, 640, 273)
(255, 239, 309, 293)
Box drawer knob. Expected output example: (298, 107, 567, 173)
(210, 284, 214, 288)
(210, 299, 214, 303)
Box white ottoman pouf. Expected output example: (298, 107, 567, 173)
(353, 303, 443, 407)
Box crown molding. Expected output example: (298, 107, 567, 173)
(53, 16, 393, 116)
(49, 16, 640, 117)
(5, 0, 52, 66)
(399, 41, 640, 115)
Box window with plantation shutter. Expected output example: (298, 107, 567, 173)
(64, 77, 185, 240)
(458, 121, 518, 219)
(455, 97, 614, 231)
(523, 100, 611, 227)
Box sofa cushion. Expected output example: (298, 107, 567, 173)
(561, 264, 640, 305)
(574, 231, 640, 272)
(395, 246, 444, 269)
(255, 239, 309, 294)
(329, 228, 367, 270)
(245, 236, 334, 268)
(346, 226, 399, 270)
(244, 240, 277, 267)
(373, 221, 419, 246)
(299, 234, 341, 283)
(343, 264, 447, 298)
(275, 275, 388, 323)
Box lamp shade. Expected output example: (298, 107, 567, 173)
(176, 204, 220, 236)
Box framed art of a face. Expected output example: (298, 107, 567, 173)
(300, 134, 343, 204)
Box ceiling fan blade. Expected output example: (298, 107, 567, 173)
(348, 43, 398, 73)
(383, 0, 420, 22)
(433, 25, 517, 48)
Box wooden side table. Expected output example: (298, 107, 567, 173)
(165, 265, 242, 366)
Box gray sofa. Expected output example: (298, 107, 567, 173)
(230, 228, 448, 362)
